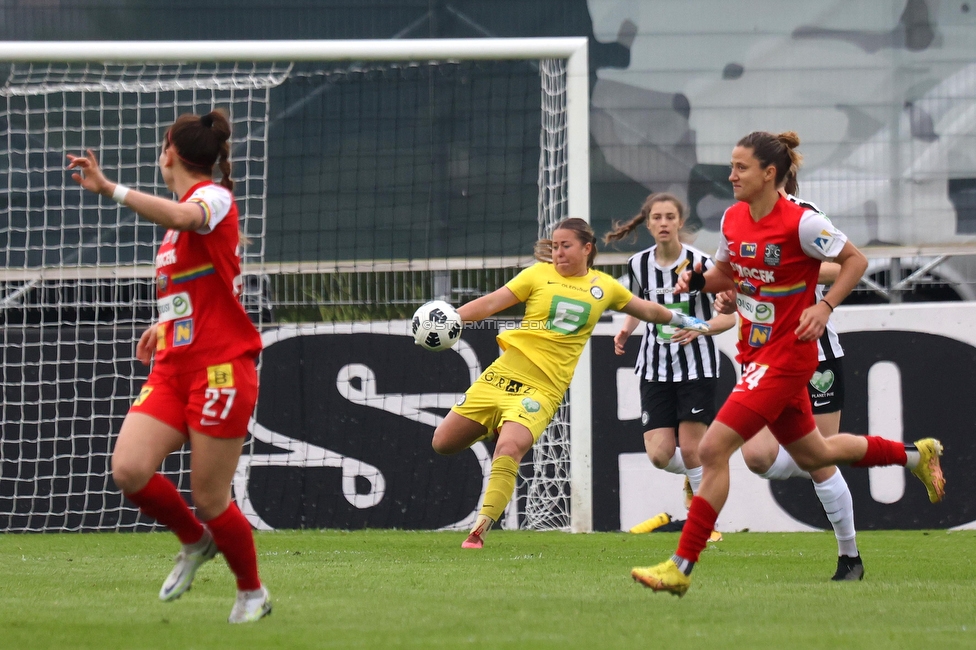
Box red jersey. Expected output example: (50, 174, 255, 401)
(715, 195, 847, 370)
(153, 181, 262, 372)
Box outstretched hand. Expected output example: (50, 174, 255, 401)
(66, 149, 111, 196)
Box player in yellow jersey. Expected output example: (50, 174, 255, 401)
(431, 218, 710, 548)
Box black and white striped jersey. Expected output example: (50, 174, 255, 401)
(785, 194, 845, 362)
(627, 244, 720, 382)
(815, 284, 845, 361)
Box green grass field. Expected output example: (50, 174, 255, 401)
(2, 529, 973, 649)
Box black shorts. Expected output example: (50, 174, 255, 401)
(807, 356, 844, 415)
(639, 378, 718, 430)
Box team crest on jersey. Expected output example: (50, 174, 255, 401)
(764, 244, 781, 266)
(748, 323, 772, 347)
(590, 286, 604, 300)
(521, 397, 541, 413)
(740, 243, 757, 258)
(173, 318, 193, 347)
(157, 274, 168, 292)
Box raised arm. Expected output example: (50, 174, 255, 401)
(67, 149, 206, 231)
(620, 296, 709, 333)
(457, 286, 521, 323)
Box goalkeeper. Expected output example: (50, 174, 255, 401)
(430, 217, 709, 549)
(67, 110, 270, 623)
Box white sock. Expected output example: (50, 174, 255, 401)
(759, 446, 811, 481)
(662, 448, 686, 474)
(905, 449, 920, 470)
(686, 465, 703, 495)
(813, 470, 858, 557)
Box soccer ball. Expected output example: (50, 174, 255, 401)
(412, 300, 463, 352)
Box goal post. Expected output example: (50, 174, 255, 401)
(0, 38, 592, 533)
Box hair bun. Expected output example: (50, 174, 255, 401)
(777, 130, 801, 149)
(200, 113, 215, 128)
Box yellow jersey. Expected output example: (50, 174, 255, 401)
(497, 262, 633, 395)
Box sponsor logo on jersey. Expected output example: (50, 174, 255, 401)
(173, 318, 193, 347)
(133, 386, 153, 407)
(641, 411, 649, 426)
(736, 294, 775, 323)
(546, 296, 591, 334)
(731, 262, 776, 283)
(810, 369, 835, 393)
(590, 286, 604, 300)
(740, 243, 757, 258)
(455, 395, 466, 407)
(546, 280, 590, 294)
(155, 249, 177, 268)
(157, 292, 193, 323)
(480, 370, 535, 395)
(207, 363, 235, 388)
(156, 323, 167, 351)
(748, 323, 773, 347)
(656, 301, 688, 341)
(162, 230, 180, 245)
(813, 229, 835, 255)
(764, 243, 781, 266)
(737, 279, 757, 296)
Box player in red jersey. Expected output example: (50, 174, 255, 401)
(630, 131, 947, 596)
(67, 110, 270, 623)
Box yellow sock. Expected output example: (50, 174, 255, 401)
(477, 455, 520, 527)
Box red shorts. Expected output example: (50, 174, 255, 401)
(129, 356, 258, 439)
(716, 362, 816, 446)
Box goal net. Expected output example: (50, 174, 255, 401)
(0, 39, 590, 534)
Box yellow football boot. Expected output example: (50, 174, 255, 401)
(631, 559, 691, 597)
(910, 438, 946, 503)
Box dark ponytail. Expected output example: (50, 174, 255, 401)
(166, 109, 234, 190)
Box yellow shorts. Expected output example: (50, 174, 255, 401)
(452, 353, 563, 442)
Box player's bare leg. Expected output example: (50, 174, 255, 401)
(112, 413, 216, 601)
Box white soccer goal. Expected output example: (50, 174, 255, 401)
(0, 38, 593, 534)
